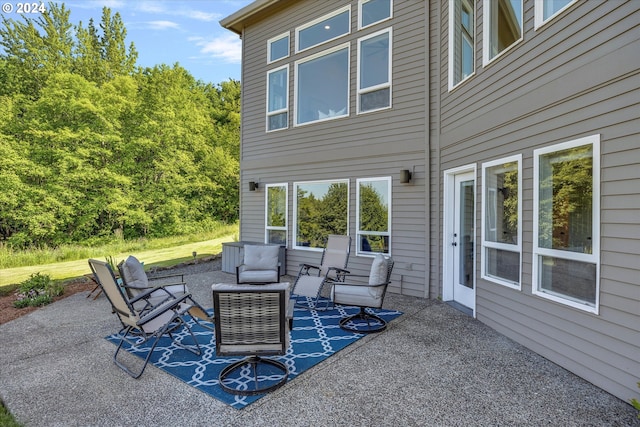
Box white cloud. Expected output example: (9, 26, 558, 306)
(146, 20, 180, 30)
(195, 34, 242, 64)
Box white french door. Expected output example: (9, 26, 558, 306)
(443, 167, 476, 313)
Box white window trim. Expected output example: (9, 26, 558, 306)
(534, 0, 577, 30)
(532, 134, 601, 314)
(294, 43, 351, 127)
(295, 5, 351, 53)
(293, 179, 350, 251)
(265, 183, 288, 246)
(357, 28, 393, 114)
(266, 64, 289, 132)
(448, 0, 476, 91)
(481, 154, 522, 290)
(356, 176, 392, 257)
(482, 0, 523, 67)
(358, 0, 393, 30)
(267, 32, 290, 64)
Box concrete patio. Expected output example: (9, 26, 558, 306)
(1, 259, 638, 426)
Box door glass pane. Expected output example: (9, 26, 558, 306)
(459, 180, 474, 289)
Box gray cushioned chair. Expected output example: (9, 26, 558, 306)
(118, 255, 213, 330)
(89, 258, 202, 378)
(236, 244, 281, 284)
(331, 254, 394, 333)
(291, 235, 351, 310)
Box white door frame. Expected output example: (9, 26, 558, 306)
(442, 164, 477, 316)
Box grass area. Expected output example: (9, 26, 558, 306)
(0, 224, 238, 289)
(0, 400, 22, 427)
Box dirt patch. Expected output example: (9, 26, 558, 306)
(0, 276, 95, 326)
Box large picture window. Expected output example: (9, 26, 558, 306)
(296, 6, 350, 52)
(359, 0, 392, 29)
(295, 45, 350, 126)
(483, 0, 522, 65)
(449, 0, 475, 89)
(481, 155, 521, 288)
(294, 180, 349, 250)
(356, 177, 391, 255)
(533, 135, 600, 313)
(534, 0, 576, 29)
(358, 28, 392, 113)
(267, 65, 289, 131)
(265, 183, 288, 245)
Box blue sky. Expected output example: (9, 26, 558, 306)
(6, 0, 254, 84)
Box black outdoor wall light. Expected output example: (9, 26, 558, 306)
(400, 169, 412, 184)
(249, 181, 259, 191)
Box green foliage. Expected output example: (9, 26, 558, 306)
(632, 382, 640, 419)
(0, 398, 23, 427)
(0, 3, 240, 250)
(12, 272, 63, 308)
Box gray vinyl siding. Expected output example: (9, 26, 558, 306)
(436, 0, 640, 403)
(237, 0, 430, 298)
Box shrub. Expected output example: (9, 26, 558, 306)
(12, 273, 63, 308)
(632, 382, 640, 419)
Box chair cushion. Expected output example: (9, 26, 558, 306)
(238, 269, 279, 284)
(121, 255, 148, 289)
(243, 245, 279, 271)
(369, 254, 388, 285)
(333, 282, 385, 308)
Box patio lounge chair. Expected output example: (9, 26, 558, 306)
(88, 259, 202, 378)
(118, 255, 213, 330)
(291, 234, 351, 310)
(212, 282, 291, 395)
(331, 254, 394, 333)
(236, 244, 280, 284)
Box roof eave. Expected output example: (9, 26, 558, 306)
(220, 0, 284, 35)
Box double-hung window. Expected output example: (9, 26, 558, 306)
(449, 0, 475, 89)
(295, 44, 350, 126)
(267, 65, 289, 131)
(483, 0, 522, 65)
(265, 183, 288, 245)
(356, 177, 391, 255)
(293, 180, 349, 250)
(296, 6, 350, 52)
(534, 0, 577, 29)
(358, 28, 392, 113)
(359, 0, 392, 29)
(481, 155, 521, 288)
(533, 135, 600, 313)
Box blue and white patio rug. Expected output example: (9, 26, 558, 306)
(106, 305, 402, 409)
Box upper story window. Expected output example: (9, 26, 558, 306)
(449, 0, 475, 90)
(295, 44, 350, 126)
(296, 6, 350, 53)
(359, 0, 393, 29)
(265, 183, 288, 245)
(294, 180, 349, 250)
(483, 0, 522, 65)
(356, 177, 391, 256)
(534, 0, 577, 29)
(533, 135, 600, 313)
(358, 28, 392, 113)
(268, 32, 290, 63)
(267, 65, 289, 131)
(481, 155, 521, 289)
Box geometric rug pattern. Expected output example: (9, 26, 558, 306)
(106, 304, 402, 409)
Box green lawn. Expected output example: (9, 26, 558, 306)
(0, 236, 232, 288)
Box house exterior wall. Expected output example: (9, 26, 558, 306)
(236, 0, 431, 298)
(224, 0, 640, 403)
(435, 0, 640, 403)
